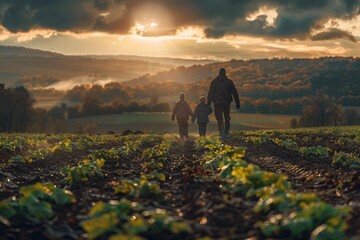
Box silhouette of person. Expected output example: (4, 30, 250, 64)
(207, 68, 240, 138)
(192, 96, 212, 137)
(172, 92, 193, 139)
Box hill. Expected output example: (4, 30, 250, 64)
(81, 54, 216, 67)
(0, 45, 64, 58)
(121, 57, 360, 109)
(0, 46, 213, 88)
(0, 46, 175, 87)
(61, 57, 359, 115)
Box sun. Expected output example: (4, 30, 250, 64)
(130, 21, 159, 36)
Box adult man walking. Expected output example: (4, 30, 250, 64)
(207, 68, 240, 138)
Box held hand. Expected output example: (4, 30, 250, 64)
(236, 103, 240, 110)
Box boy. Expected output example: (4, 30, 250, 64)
(172, 92, 193, 139)
(192, 96, 213, 137)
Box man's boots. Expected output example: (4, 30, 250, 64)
(225, 120, 230, 137)
(218, 121, 225, 139)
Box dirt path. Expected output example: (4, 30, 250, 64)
(160, 140, 258, 239)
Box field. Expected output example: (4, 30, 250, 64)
(65, 113, 297, 133)
(0, 127, 359, 239)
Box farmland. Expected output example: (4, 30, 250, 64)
(0, 127, 359, 239)
(65, 113, 297, 133)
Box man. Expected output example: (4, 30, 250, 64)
(207, 68, 240, 138)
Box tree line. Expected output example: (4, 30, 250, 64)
(1, 83, 359, 133)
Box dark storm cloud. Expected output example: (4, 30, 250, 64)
(311, 28, 357, 42)
(0, 0, 359, 41)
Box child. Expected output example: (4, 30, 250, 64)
(192, 96, 212, 137)
(172, 92, 193, 139)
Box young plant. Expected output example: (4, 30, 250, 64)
(61, 159, 105, 185)
(114, 179, 162, 199)
(81, 200, 191, 240)
(1, 182, 75, 223)
(299, 146, 330, 158)
(280, 139, 299, 151)
(196, 136, 350, 240)
(332, 152, 360, 169)
(89, 148, 120, 161)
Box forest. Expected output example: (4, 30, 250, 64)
(1, 57, 360, 133)
(55, 57, 360, 115)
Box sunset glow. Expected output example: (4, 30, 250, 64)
(0, 1, 358, 59)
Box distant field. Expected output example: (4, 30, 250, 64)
(65, 112, 298, 134)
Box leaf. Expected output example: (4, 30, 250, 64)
(170, 222, 192, 234)
(310, 224, 344, 240)
(19, 183, 51, 199)
(53, 188, 75, 205)
(89, 202, 106, 217)
(109, 234, 145, 240)
(0, 202, 16, 225)
(26, 201, 53, 219)
(127, 216, 147, 234)
(260, 223, 280, 237)
(282, 217, 313, 237)
(81, 212, 119, 240)
(157, 173, 166, 182)
(0, 202, 16, 218)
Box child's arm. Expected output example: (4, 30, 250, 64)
(186, 102, 193, 116)
(191, 107, 197, 123)
(208, 106, 213, 115)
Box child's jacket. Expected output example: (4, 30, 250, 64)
(192, 103, 212, 124)
(172, 100, 193, 122)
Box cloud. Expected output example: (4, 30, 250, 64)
(0, 0, 359, 41)
(311, 28, 357, 42)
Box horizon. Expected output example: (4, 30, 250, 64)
(2, 44, 360, 62)
(0, 1, 359, 60)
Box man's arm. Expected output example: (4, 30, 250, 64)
(207, 81, 215, 105)
(172, 103, 177, 121)
(230, 80, 240, 109)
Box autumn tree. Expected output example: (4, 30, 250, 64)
(299, 95, 343, 127)
(0, 85, 35, 132)
(342, 108, 360, 125)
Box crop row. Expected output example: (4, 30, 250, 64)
(1, 134, 193, 239)
(242, 132, 360, 169)
(195, 137, 350, 239)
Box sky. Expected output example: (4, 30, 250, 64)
(0, 0, 359, 60)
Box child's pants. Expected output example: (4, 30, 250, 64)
(177, 120, 189, 139)
(198, 123, 207, 136)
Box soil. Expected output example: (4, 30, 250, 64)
(0, 133, 359, 239)
(225, 136, 360, 238)
(0, 137, 261, 240)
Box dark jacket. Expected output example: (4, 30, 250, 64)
(192, 103, 212, 124)
(172, 100, 193, 122)
(207, 75, 240, 106)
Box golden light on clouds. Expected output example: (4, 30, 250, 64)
(176, 26, 206, 39)
(324, 15, 360, 37)
(0, 0, 359, 59)
(246, 6, 279, 27)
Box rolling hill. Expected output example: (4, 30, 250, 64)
(0, 46, 215, 88)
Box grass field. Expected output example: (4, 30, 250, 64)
(66, 112, 298, 134)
